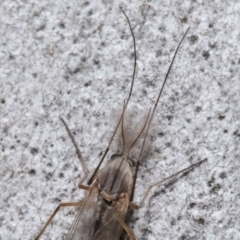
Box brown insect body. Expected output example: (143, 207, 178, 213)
(35, 11, 206, 240)
(66, 154, 134, 240)
(98, 153, 134, 202)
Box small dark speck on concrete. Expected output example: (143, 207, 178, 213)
(54, 197, 62, 203)
(195, 106, 202, 112)
(210, 183, 221, 193)
(158, 132, 164, 137)
(209, 23, 213, 28)
(63, 163, 69, 170)
(154, 148, 161, 154)
(1, 98, 5, 104)
(189, 202, 196, 208)
(195, 217, 205, 225)
(202, 51, 210, 60)
(37, 24, 46, 31)
(47, 162, 52, 167)
(84, 81, 91, 87)
(209, 41, 216, 48)
(218, 115, 225, 120)
(170, 219, 176, 226)
(189, 35, 198, 44)
(208, 178, 214, 187)
(73, 67, 80, 74)
(3, 127, 8, 134)
(59, 172, 64, 178)
(180, 16, 188, 23)
(165, 142, 171, 147)
(59, 22, 65, 28)
(81, 57, 87, 62)
(219, 172, 227, 179)
(30, 147, 38, 155)
(93, 59, 100, 65)
(28, 169, 36, 175)
(156, 49, 162, 57)
(233, 130, 240, 137)
(9, 54, 15, 60)
(32, 73, 37, 78)
(45, 172, 53, 180)
(179, 235, 187, 240)
(182, 171, 190, 177)
(86, 99, 92, 106)
(74, 166, 78, 172)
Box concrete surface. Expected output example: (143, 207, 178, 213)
(1, 1, 240, 239)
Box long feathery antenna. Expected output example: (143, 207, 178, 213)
(88, 11, 137, 185)
(130, 27, 190, 201)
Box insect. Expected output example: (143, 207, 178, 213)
(35, 11, 207, 240)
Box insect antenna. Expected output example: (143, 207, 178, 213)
(88, 10, 137, 185)
(130, 27, 190, 201)
(121, 101, 127, 153)
(125, 108, 151, 155)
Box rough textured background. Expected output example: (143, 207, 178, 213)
(1, 1, 240, 240)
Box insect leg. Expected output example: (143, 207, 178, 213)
(130, 158, 207, 209)
(60, 117, 89, 186)
(115, 215, 136, 240)
(35, 202, 83, 240)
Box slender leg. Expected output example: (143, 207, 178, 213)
(60, 118, 90, 186)
(128, 202, 139, 209)
(115, 215, 136, 240)
(79, 184, 91, 190)
(35, 202, 83, 240)
(131, 158, 207, 209)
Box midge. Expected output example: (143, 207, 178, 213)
(35, 11, 206, 240)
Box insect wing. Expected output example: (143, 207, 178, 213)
(65, 185, 99, 240)
(66, 183, 129, 240)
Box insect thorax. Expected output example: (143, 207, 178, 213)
(97, 154, 134, 201)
